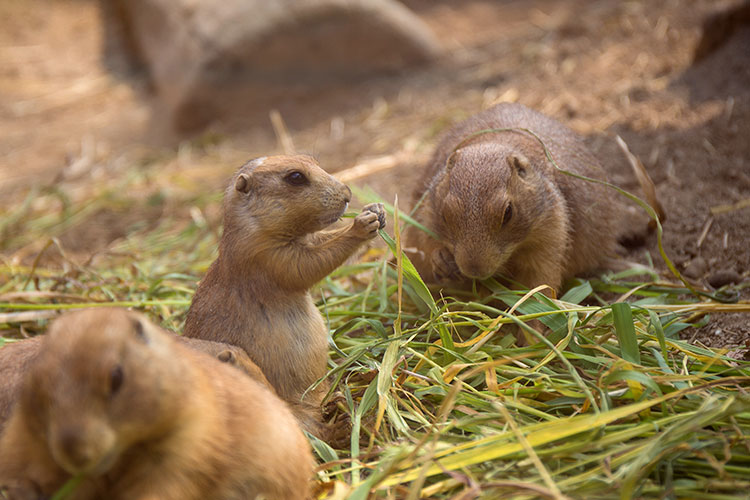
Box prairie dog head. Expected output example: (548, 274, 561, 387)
(224, 155, 352, 238)
(21, 309, 186, 476)
(432, 142, 546, 280)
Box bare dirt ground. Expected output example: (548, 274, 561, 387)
(1, 0, 748, 349)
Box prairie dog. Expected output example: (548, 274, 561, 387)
(0, 308, 313, 500)
(184, 155, 385, 435)
(175, 336, 271, 387)
(407, 102, 618, 292)
(0, 331, 272, 431)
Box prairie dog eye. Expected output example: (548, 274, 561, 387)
(502, 203, 513, 225)
(110, 365, 124, 396)
(284, 171, 309, 186)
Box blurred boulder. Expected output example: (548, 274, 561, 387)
(101, 0, 443, 132)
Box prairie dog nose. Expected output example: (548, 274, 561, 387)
(56, 428, 94, 471)
(455, 251, 495, 281)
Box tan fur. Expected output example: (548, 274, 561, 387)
(175, 337, 272, 388)
(0, 337, 42, 432)
(183, 155, 385, 437)
(0, 308, 313, 500)
(0, 334, 272, 433)
(406, 102, 619, 292)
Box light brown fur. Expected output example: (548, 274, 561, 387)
(183, 155, 385, 437)
(0, 337, 42, 432)
(406, 102, 619, 292)
(175, 336, 272, 387)
(0, 332, 272, 433)
(0, 308, 313, 500)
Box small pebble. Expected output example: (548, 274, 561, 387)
(683, 256, 707, 279)
(707, 269, 741, 288)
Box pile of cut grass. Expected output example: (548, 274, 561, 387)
(1, 180, 749, 500)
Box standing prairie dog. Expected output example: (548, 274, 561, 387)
(184, 155, 385, 434)
(407, 102, 619, 292)
(0, 308, 313, 500)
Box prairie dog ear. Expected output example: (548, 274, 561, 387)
(446, 149, 461, 172)
(507, 153, 530, 178)
(129, 317, 149, 344)
(217, 350, 236, 364)
(235, 173, 252, 193)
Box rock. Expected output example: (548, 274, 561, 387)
(683, 256, 707, 279)
(100, 0, 443, 132)
(707, 269, 742, 288)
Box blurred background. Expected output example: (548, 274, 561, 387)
(0, 0, 748, 348)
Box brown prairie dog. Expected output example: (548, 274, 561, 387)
(406, 102, 619, 293)
(184, 155, 386, 431)
(0, 308, 313, 500)
(0, 328, 272, 432)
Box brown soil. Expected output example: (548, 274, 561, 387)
(1, 0, 748, 350)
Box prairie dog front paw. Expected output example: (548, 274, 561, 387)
(432, 247, 461, 282)
(351, 208, 381, 240)
(362, 203, 386, 230)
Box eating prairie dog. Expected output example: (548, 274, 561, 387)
(0, 308, 313, 500)
(407, 102, 619, 292)
(184, 155, 385, 436)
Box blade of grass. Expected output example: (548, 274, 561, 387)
(612, 302, 641, 364)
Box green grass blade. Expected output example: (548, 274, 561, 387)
(612, 302, 641, 364)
